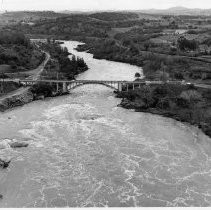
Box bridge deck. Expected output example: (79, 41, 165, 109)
(2, 79, 210, 90)
(18, 79, 143, 83)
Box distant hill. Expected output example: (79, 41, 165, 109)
(0, 11, 67, 26)
(89, 12, 139, 21)
(59, 10, 160, 20)
(139, 7, 211, 16)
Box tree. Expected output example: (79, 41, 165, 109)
(177, 36, 198, 51)
(144, 42, 150, 51)
(160, 62, 169, 82)
(180, 90, 202, 103)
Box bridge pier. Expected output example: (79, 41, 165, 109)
(126, 84, 129, 92)
(56, 83, 59, 92)
(118, 83, 122, 91)
(63, 82, 68, 93)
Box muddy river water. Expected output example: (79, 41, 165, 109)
(0, 41, 211, 207)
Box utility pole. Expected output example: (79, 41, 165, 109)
(56, 72, 59, 92)
(0, 74, 5, 94)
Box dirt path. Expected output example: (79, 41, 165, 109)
(17, 51, 50, 80)
(0, 51, 50, 100)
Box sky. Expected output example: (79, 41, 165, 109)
(2, 0, 211, 11)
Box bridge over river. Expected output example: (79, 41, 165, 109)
(2, 79, 201, 93)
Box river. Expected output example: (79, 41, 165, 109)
(0, 41, 211, 207)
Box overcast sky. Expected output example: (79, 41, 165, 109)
(2, 0, 211, 11)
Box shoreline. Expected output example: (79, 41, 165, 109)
(0, 87, 70, 113)
(116, 95, 211, 138)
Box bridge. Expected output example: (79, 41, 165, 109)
(18, 79, 143, 92)
(2, 79, 210, 93)
(2, 79, 156, 92)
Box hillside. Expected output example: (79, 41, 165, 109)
(5, 12, 151, 39)
(89, 12, 139, 21)
(0, 11, 67, 27)
(0, 31, 45, 73)
(5, 11, 211, 82)
(139, 7, 211, 16)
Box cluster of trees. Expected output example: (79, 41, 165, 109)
(89, 12, 139, 22)
(141, 53, 208, 81)
(202, 38, 211, 46)
(5, 12, 159, 40)
(114, 27, 162, 47)
(59, 55, 88, 77)
(0, 31, 45, 71)
(39, 42, 88, 80)
(76, 38, 143, 66)
(31, 82, 55, 97)
(0, 31, 30, 47)
(118, 84, 211, 137)
(177, 36, 198, 51)
(11, 15, 111, 39)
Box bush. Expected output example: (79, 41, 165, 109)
(0, 31, 30, 47)
(31, 83, 54, 97)
(177, 36, 198, 51)
(174, 72, 184, 80)
(180, 90, 203, 103)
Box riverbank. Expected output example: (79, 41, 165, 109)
(37, 40, 88, 80)
(0, 40, 89, 112)
(0, 85, 70, 112)
(75, 38, 211, 82)
(0, 87, 33, 112)
(116, 84, 211, 138)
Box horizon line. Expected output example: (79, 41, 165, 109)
(1, 6, 211, 13)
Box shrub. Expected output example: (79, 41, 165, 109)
(177, 36, 198, 51)
(31, 83, 54, 97)
(180, 90, 203, 103)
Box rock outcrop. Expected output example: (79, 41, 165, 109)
(0, 88, 33, 112)
(0, 159, 11, 169)
(9, 142, 29, 148)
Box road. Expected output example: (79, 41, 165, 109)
(0, 51, 50, 100)
(5, 51, 50, 80)
(24, 51, 50, 80)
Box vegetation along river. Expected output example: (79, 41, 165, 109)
(0, 41, 211, 207)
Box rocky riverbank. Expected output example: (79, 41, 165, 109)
(0, 85, 69, 112)
(116, 84, 211, 138)
(0, 88, 34, 112)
